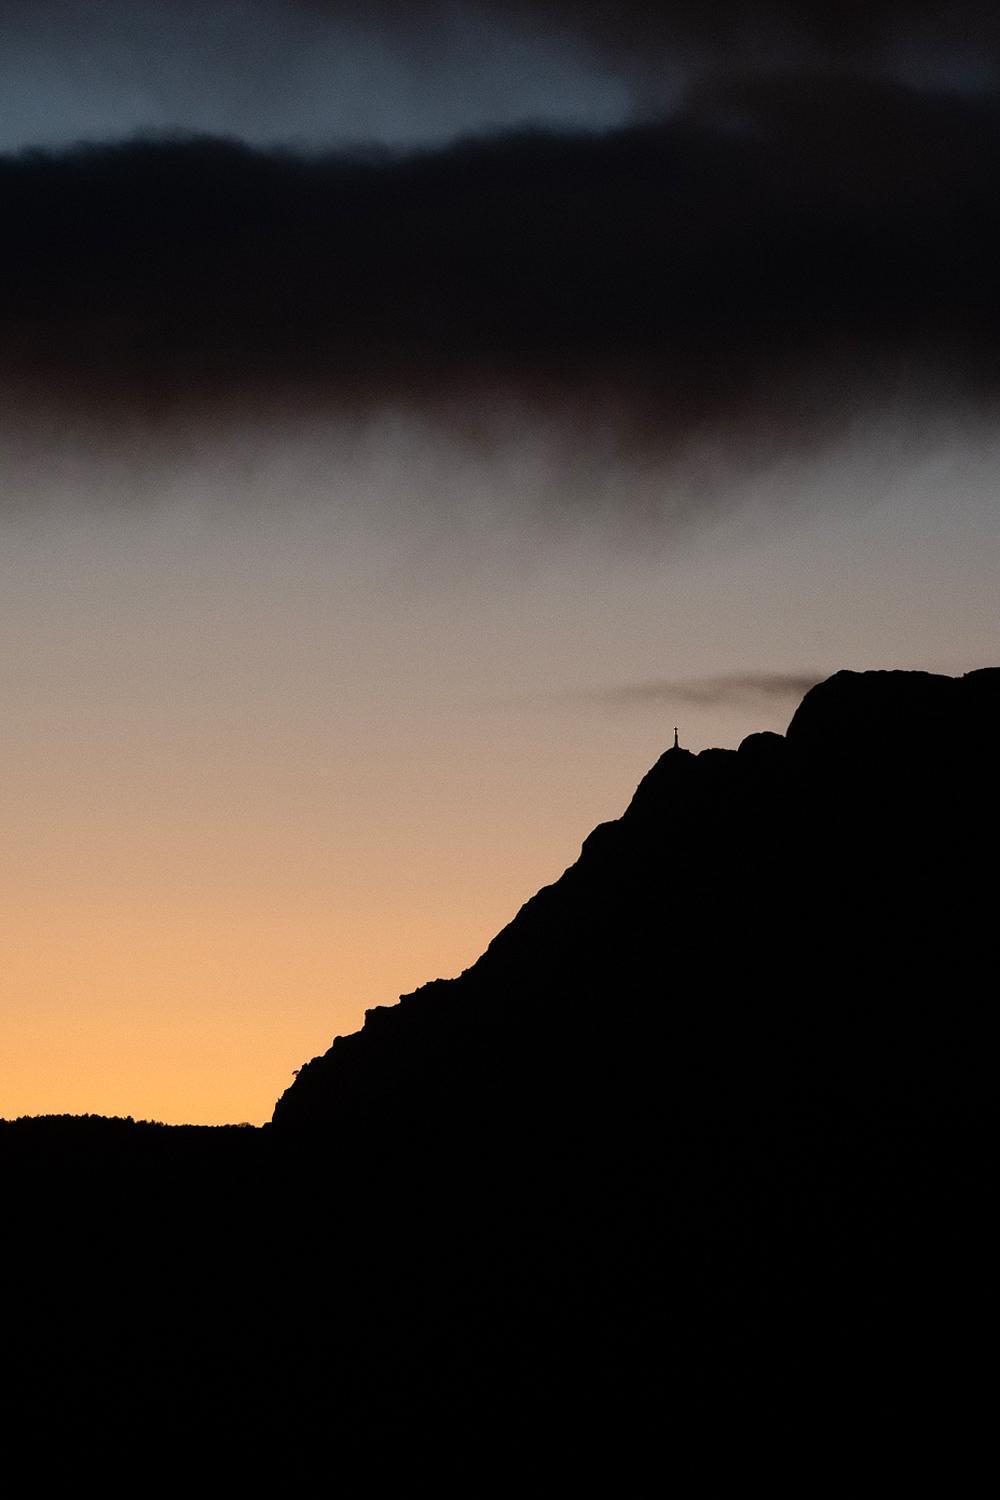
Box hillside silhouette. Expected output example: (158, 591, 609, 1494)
(3, 668, 996, 1486)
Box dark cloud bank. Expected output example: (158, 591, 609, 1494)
(469, 0, 1000, 79)
(3, 65, 1000, 468)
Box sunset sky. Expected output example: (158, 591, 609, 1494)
(2, 1, 999, 1123)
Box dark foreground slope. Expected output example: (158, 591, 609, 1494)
(3, 669, 998, 1485)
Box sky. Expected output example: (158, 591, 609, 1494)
(2, 2, 999, 1123)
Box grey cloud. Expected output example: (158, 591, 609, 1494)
(0, 1, 631, 153)
(2, 2, 997, 157)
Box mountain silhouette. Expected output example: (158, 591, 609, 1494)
(274, 667, 1000, 1136)
(2, 668, 996, 1487)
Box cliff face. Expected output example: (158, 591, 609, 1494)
(273, 667, 1000, 1136)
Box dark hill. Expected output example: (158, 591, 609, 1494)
(3, 668, 997, 1487)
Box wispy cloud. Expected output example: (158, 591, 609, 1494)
(582, 672, 821, 709)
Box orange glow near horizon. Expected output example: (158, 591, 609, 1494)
(0, 676, 793, 1123)
(1, 895, 496, 1124)
(0, 731, 693, 1124)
